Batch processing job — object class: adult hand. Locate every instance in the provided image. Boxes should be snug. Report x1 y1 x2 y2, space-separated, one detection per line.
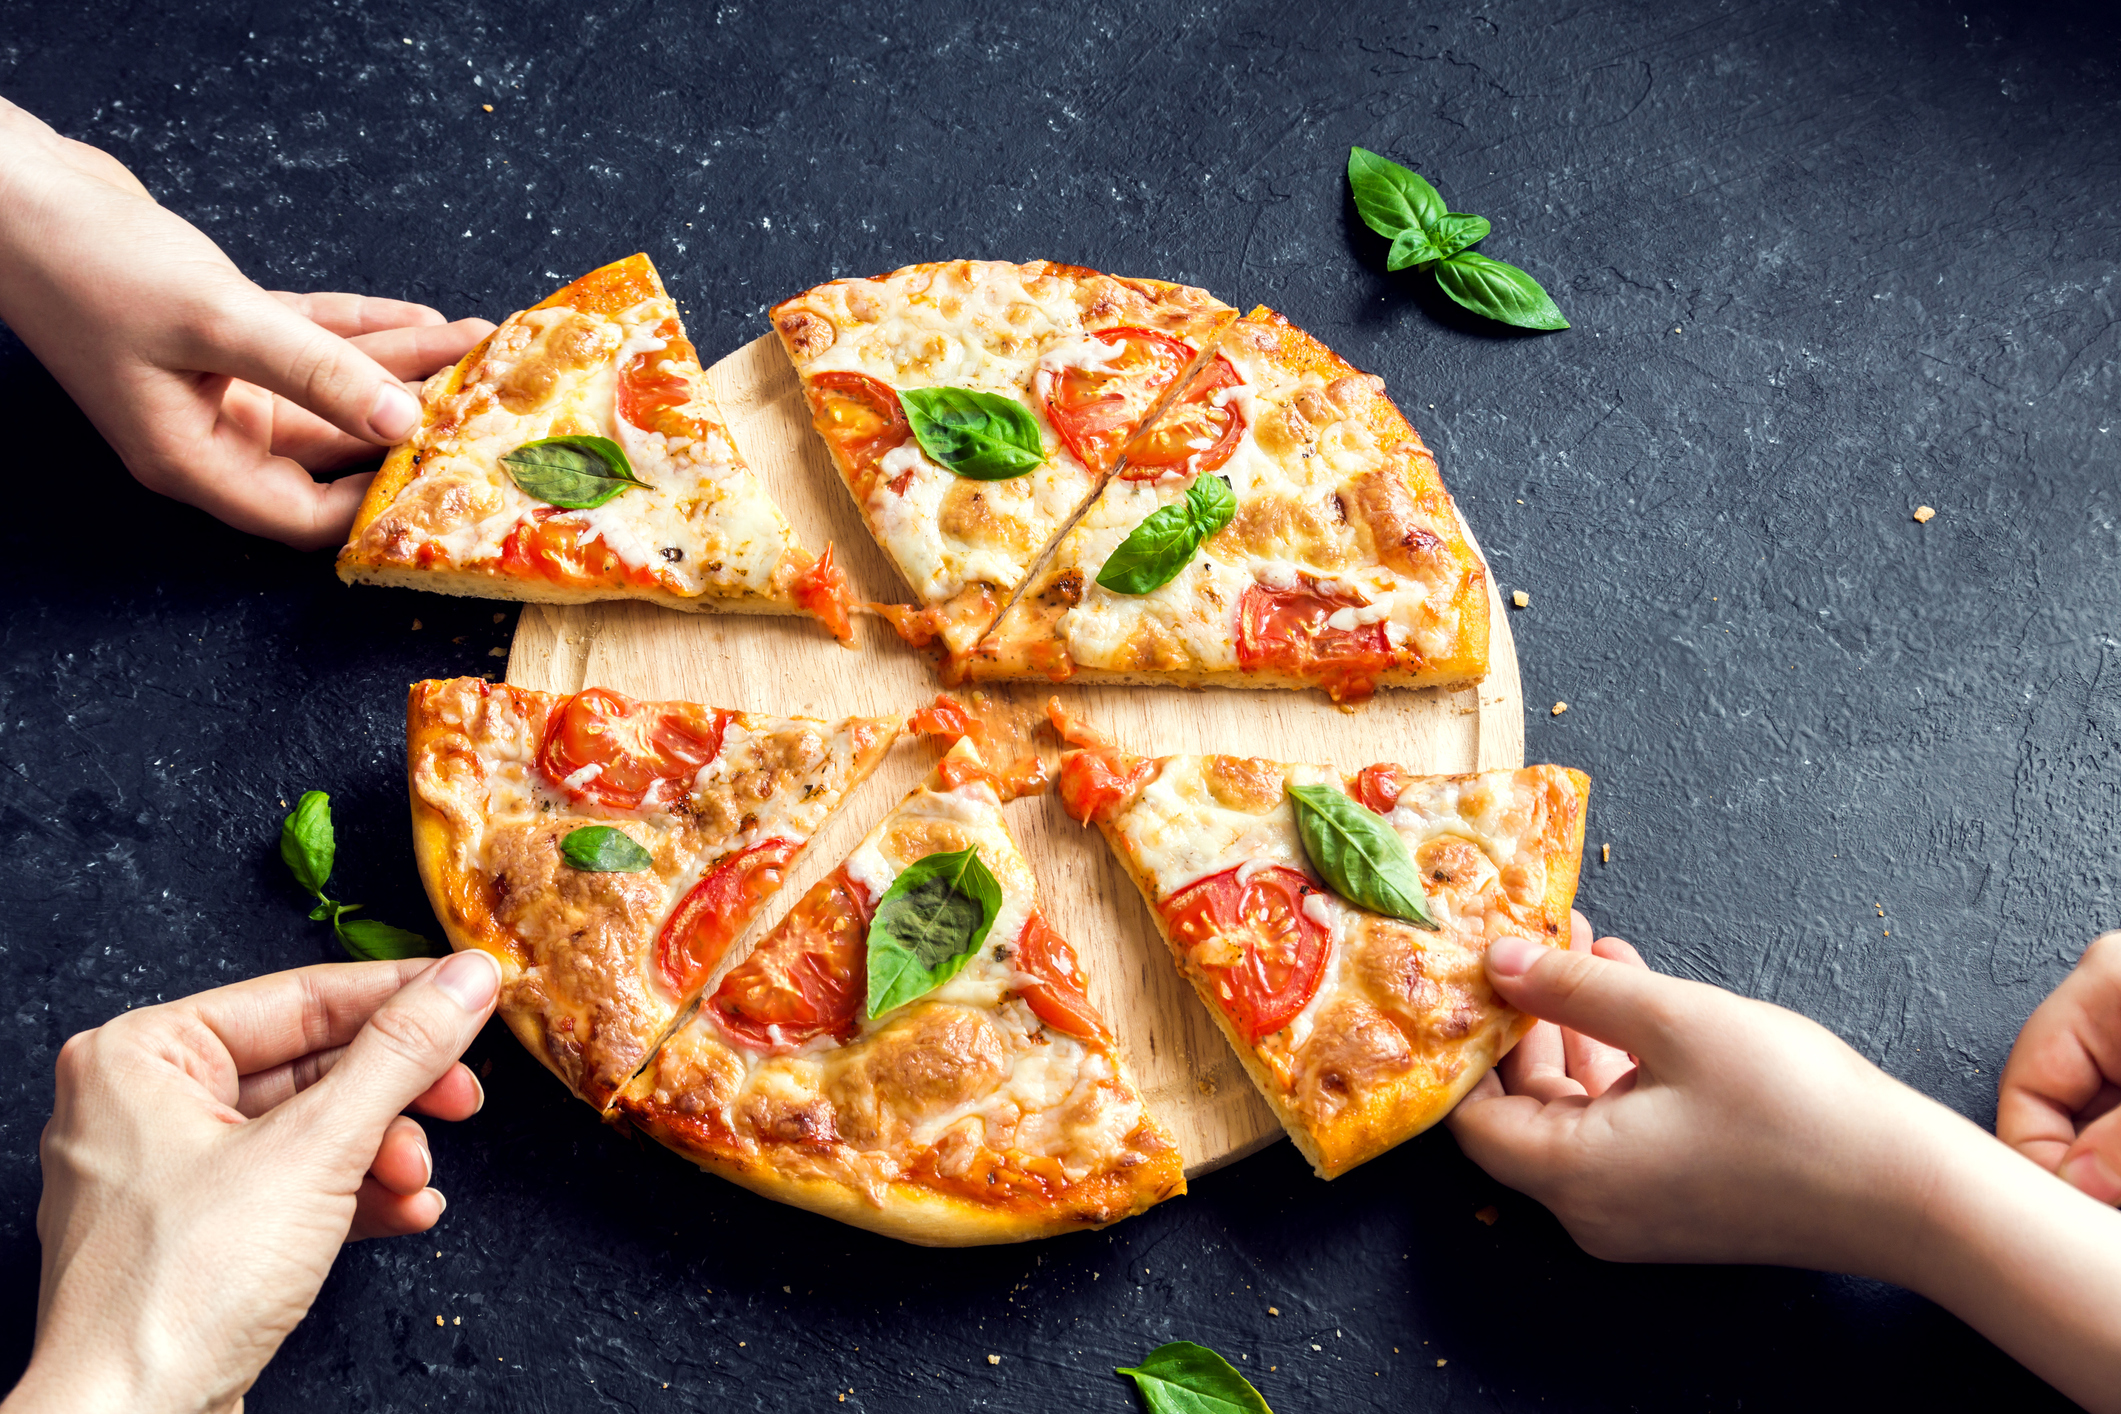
1999 930 2121 1204
0 98 492 549
6 951 502 1414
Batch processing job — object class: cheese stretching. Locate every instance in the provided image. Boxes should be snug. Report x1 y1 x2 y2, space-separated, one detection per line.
406 677 898 1110
341 255 854 639
617 740 1184 1245
770 259 1235 660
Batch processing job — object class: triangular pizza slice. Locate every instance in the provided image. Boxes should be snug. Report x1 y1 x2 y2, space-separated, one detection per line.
1053 708 1588 1179
342 255 854 640
967 307 1489 702
769 259 1234 662
406 677 899 1110
617 738 1184 1245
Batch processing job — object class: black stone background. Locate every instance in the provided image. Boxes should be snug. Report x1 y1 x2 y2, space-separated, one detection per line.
1 0 2116 1408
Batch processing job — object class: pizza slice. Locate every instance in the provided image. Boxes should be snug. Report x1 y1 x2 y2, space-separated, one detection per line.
341 255 854 640
406 677 899 1110
616 737 1184 1245
966 308 1490 702
769 259 1234 661
1053 708 1588 1178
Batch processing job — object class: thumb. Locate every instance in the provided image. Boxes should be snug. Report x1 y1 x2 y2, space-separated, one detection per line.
1486 934 1689 1070
183 284 425 445
274 949 501 1166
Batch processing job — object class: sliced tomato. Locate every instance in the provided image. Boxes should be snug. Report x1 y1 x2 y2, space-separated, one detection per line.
1044 327 1195 473
1160 866 1330 1043
806 371 910 491
1011 911 1105 1040
499 511 663 592
1352 763 1410 816
1120 352 1244 478
655 838 802 996
1056 748 1156 824
536 686 729 811
710 865 870 1052
617 317 707 439
1235 580 1396 703
908 693 977 744
790 545 855 644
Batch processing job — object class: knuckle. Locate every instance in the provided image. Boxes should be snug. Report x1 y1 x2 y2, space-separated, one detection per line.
361 996 458 1067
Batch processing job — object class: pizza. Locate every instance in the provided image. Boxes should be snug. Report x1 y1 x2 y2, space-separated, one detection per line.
616 737 1184 1245
769 259 1235 661
1053 708 1588 1178
406 677 898 1110
341 255 854 640
965 308 1490 702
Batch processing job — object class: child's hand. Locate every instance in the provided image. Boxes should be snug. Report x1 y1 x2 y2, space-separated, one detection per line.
0 99 492 549
1999 931 2121 1203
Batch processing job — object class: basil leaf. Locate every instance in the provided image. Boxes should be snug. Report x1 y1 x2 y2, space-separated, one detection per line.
501 435 648 510
1096 475 1236 596
1433 251 1570 331
560 825 653 873
1348 146 1444 238
1287 781 1437 929
899 387 1044 480
865 846 1003 1018
335 914 436 961
1386 228 1442 272
1428 211 1491 260
280 790 335 898
1116 1341 1273 1414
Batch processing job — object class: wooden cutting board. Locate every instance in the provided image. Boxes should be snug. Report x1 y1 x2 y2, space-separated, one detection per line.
506 333 1526 1178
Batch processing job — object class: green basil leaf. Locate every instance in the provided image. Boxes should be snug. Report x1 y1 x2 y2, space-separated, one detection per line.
1433 251 1569 331
865 846 1003 1017
1096 474 1236 596
1428 211 1491 259
1116 1341 1273 1414
501 435 648 510
560 825 653 872
335 914 436 961
307 899 337 922
1348 146 1444 238
280 790 335 898
1287 781 1436 928
899 387 1045 480
1386 227 1442 272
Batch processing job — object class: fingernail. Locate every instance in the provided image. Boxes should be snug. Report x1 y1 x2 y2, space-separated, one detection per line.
426 1187 447 1216
369 382 420 441
1486 935 1543 980
432 950 500 1013
419 1144 434 1187
2063 1151 2121 1205
466 1068 487 1115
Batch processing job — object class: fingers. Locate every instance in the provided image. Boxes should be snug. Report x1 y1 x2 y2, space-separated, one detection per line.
168 959 439 1083
1485 931 1686 1067
237 1050 483 1122
154 438 375 550
1999 932 2121 1168
370 1115 433 1196
1561 928 1641 1098
279 950 501 1166
1446 1087 1592 1195
180 286 426 445
347 318 493 380
268 291 447 336
2057 1104 2121 1206
347 1175 446 1242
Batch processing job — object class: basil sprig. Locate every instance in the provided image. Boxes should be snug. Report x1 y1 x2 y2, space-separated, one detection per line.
279 790 437 960
560 825 653 872
501 434 648 510
1116 1341 1273 1414
865 846 1003 1017
1287 781 1437 929
1348 146 1568 331
899 387 1044 480
1096 475 1236 595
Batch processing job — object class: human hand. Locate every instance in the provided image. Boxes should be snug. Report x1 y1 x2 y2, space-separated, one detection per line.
1999 931 2121 1204
0 98 492 549
7 952 501 1414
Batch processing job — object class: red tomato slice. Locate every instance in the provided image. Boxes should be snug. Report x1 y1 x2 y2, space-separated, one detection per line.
806 371 910 492
655 838 802 996
536 687 729 811
710 865 870 1051
1011 911 1106 1040
1235 580 1396 703
1044 327 1195 473
617 317 707 439
1056 747 1157 824
1352 764 1410 816
1120 353 1244 479
790 544 855 645
1160 866 1330 1043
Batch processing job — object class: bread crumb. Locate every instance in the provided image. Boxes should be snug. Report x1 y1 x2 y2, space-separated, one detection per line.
1551 701 1569 716
488 646 506 658
1510 590 1529 609
1311 1343 1323 1351
1913 505 1936 523
1602 843 1611 863
1437 1358 1449 1367
492 612 505 623
435 1315 444 1327
482 103 494 112
411 619 423 631
1268 1306 1281 1316
453 1316 462 1326
987 1354 1001 1365
1475 1205 1500 1225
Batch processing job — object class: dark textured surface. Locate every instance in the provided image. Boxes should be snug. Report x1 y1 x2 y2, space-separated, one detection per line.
2 0 2118 1408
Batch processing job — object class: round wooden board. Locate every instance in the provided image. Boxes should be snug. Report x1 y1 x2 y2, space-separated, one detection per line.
507 333 1526 1179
